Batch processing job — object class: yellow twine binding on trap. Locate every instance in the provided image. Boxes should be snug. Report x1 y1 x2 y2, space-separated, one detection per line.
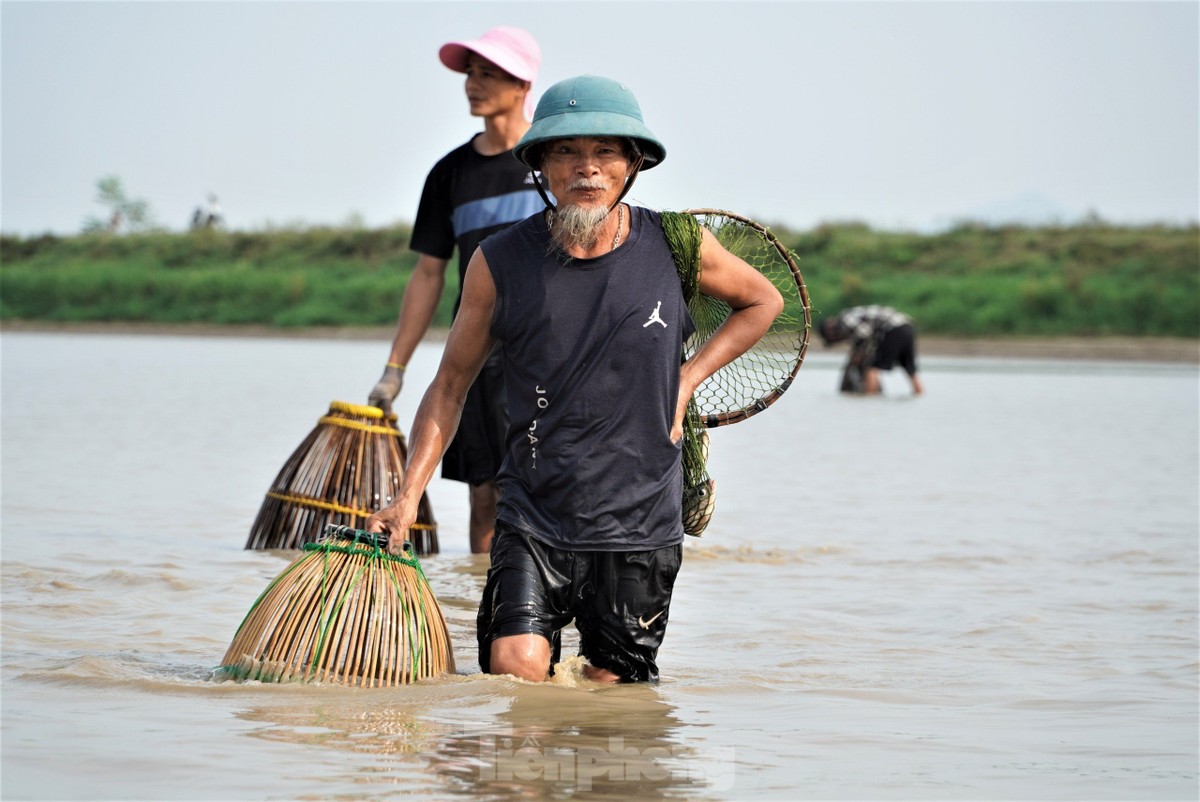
317 416 401 436
320 401 406 436
264 491 435 530
328 400 396 421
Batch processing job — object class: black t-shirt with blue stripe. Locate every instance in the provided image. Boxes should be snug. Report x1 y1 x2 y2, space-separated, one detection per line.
410 135 543 315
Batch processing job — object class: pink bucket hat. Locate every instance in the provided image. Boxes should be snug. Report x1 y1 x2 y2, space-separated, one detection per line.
439 26 540 118
439 26 541 83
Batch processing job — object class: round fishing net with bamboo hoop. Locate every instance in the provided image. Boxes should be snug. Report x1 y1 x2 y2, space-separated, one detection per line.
245 401 438 555
661 209 811 537
220 525 455 686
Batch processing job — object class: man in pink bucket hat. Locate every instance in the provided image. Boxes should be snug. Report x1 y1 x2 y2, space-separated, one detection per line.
438 26 541 118
368 26 543 554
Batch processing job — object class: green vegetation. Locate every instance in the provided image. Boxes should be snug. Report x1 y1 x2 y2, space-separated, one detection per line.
1 221 1197 338
0 227 453 328
785 221 1198 337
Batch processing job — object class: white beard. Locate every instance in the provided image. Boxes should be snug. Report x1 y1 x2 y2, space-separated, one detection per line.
550 203 610 252
548 178 614 253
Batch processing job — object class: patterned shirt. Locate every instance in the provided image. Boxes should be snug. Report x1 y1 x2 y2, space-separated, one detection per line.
836 305 912 346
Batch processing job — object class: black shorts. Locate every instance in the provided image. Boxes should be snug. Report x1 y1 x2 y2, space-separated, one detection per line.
441 350 507 486
476 524 683 683
872 324 918 376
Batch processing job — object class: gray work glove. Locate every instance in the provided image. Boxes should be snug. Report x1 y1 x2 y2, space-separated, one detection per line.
367 363 405 415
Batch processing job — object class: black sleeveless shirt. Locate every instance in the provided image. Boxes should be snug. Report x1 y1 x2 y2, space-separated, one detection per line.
482 205 695 551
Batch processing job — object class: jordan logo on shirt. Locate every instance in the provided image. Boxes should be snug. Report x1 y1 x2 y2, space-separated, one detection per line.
643 301 667 328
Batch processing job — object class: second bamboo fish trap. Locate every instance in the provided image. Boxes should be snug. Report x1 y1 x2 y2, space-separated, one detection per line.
245 401 438 554
220 525 455 686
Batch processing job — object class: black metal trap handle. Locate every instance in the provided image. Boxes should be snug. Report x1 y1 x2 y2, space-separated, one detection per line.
323 524 412 554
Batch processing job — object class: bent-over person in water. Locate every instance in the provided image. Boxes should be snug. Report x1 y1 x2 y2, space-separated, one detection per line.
820 305 924 396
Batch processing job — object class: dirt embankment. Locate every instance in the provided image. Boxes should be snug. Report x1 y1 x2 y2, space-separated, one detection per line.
915 335 1197 363
2 320 1196 364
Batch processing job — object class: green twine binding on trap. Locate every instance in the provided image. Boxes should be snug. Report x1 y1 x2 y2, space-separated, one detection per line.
302 539 428 581
660 211 713 536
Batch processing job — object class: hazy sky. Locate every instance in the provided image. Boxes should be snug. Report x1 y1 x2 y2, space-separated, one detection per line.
2 0 1197 235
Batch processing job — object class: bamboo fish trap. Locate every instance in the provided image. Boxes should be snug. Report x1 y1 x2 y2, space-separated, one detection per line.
245 401 438 555
220 525 455 686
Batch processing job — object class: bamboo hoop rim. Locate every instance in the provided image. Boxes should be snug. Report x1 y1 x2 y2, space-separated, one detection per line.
679 208 811 428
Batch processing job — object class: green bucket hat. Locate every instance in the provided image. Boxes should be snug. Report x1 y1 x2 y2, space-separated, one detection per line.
514 75 666 170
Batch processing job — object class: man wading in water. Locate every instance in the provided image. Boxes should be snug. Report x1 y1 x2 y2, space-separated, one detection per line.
369 75 782 683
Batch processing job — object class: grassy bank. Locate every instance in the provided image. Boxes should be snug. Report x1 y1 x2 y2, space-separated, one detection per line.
2 221 1197 338
0 227 442 328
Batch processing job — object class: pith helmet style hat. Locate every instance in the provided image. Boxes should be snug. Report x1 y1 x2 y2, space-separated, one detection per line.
513 75 667 170
438 26 541 83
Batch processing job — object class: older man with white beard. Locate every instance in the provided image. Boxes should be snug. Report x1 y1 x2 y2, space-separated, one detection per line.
368 75 782 684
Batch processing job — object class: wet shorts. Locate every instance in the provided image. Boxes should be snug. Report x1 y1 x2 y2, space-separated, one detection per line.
476 524 683 683
441 351 507 486
872 324 918 376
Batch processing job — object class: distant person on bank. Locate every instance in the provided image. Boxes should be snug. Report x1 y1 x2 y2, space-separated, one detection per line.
819 305 924 396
